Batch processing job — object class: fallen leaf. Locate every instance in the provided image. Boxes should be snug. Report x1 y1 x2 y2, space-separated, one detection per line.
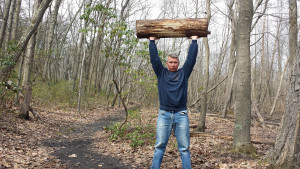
68 154 77 158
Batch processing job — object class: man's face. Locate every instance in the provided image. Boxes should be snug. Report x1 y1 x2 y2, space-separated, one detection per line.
166 56 179 72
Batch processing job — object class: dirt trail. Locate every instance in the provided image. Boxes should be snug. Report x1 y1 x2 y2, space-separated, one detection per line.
43 115 132 169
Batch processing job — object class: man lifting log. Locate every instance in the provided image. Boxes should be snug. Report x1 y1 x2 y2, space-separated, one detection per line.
136 18 209 169
148 35 199 169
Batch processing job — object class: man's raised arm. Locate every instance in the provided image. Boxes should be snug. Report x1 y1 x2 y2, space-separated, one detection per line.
182 36 199 78
149 37 164 76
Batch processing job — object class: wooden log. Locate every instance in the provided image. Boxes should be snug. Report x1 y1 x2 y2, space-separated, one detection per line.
136 18 210 38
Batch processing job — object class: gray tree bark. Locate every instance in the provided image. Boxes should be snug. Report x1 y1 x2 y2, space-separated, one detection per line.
72 0 91 90
267 51 300 168
196 0 210 132
77 45 86 113
19 0 41 119
42 0 63 79
233 0 254 148
288 0 297 75
266 0 299 167
0 0 12 49
6 0 16 42
11 0 21 40
222 0 236 118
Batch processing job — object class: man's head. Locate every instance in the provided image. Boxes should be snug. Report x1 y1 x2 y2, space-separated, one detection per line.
166 54 180 72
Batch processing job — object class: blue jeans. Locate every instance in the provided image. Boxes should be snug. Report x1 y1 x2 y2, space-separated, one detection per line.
151 109 191 169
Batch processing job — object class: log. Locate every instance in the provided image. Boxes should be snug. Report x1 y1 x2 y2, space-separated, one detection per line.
136 18 210 38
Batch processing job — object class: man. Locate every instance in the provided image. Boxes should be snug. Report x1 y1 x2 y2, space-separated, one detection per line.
149 36 199 169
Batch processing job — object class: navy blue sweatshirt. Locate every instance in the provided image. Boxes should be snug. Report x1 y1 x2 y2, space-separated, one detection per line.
149 40 198 112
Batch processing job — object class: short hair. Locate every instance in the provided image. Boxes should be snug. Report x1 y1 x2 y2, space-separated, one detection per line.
167 54 179 61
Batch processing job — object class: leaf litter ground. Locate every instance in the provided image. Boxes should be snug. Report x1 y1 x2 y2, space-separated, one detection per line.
0 105 277 168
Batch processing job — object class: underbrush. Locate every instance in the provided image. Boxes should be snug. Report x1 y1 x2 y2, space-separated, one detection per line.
33 80 76 108
104 107 156 149
32 80 111 109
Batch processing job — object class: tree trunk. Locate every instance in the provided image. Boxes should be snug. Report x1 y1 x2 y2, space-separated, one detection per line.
267 54 300 168
20 0 41 120
6 0 17 42
233 0 254 149
72 0 91 90
269 46 290 116
266 0 299 167
196 38 209 132
0 0 12 49
43 0 63 79
195 0 210 132
77 46 86 113
14 55 24 105
72 25 84 90
22 0 40 87
11 0 21 40
222 0 236 118
257 17 266 107
136 18 210 38
222 65 236 118
288 0 297 75
20 86 32 119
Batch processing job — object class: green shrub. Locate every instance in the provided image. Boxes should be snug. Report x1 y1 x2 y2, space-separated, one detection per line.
103 122 128 141
104 119 155 149
128 107 141 119
0 41 19 70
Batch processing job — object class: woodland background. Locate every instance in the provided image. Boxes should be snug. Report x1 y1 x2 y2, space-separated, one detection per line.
0 0 299 168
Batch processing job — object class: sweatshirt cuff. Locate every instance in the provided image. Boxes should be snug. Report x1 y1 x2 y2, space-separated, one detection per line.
150 40 156 43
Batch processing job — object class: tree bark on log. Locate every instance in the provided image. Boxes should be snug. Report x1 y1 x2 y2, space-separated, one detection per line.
136 18 210 38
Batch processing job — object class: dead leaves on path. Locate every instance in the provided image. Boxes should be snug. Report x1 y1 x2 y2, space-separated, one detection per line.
92 110 276 169
1 105 277 168
0 105 101 169
0 110 63 168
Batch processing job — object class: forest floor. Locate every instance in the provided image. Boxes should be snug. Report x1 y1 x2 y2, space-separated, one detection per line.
0 103 279 169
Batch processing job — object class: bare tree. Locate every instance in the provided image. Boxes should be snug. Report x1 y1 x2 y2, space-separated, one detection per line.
195 0 211 132
266 0 299 167
19 0 41 120
77 44 86 113
222 0 236 118
11 0 21 40
72 0 91 90
232 0 254 150
5 0 16 42
11 0 22 40
42 0 63 79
